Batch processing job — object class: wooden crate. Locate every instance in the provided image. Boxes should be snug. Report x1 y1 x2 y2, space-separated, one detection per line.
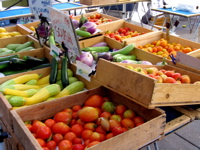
79 0 117 5
0 34 41 56
4 24 32 36
10 86 166 150
97 19 154 44
125 31 200 61
95 59 200 109
78 35 125 50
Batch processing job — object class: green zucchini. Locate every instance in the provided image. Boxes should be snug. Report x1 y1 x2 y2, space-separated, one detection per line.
0 48 11 53
0 54 20 62
0 50 14 56
6 44 22 51
30 63 51 70
15 41 33 52
17 46 35 53
9 58 27 70
23 56 46 68
56 69 73 81
0 61 10 71
76 29 91 37
110 44 134 56
2 69 28 76
49 57 58 84
82 46 110 52
61 56 69 88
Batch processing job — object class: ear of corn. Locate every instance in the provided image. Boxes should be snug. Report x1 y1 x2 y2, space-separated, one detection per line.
25 84 61 105
55 81 84 98
0 74 40 88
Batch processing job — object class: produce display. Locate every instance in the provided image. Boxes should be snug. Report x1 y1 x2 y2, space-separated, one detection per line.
0 41 36 56
86 13 113 25
125 66 200 84
137 38 197 59
0 55 50 76
24 94 145 149
0 27 22 39
0 69 85 108
104 27 146 42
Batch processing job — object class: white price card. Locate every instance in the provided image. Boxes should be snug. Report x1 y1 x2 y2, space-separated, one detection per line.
48 7 81 61
28 0 52 19
50 43 62 61
176 51 200 70
76 61 93 82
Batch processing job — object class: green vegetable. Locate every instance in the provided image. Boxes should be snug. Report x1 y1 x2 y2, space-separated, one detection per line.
56 69 73 81
25 79 38 85
0 54 20 62
0 61 10 71
110 44 134 56
0 50 13 56
61 56 69 88
30 63 51 70
49 57 58 84
69 77 78 84
15 41 33 52
56 80 63 90
9 58 27 71
8 96 26 107
6 44 22 51
0 48 11 53
113 54 136 62
17 46 35 53
82 46 110 52
2 69 28 76
76 29 91 37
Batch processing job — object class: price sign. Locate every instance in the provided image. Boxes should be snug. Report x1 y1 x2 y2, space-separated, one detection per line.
28 0 52 19
50 44 62 61
49 7 81 60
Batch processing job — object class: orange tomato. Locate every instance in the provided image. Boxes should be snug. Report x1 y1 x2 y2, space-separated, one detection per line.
78 107 99 122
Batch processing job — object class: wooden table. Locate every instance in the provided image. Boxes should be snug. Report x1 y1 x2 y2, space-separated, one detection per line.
151 8 200 33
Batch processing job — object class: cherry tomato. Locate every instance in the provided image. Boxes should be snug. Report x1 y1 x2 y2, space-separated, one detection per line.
53 133 63 145
89 132 101 142
51 122 70 135
42 147 50 150
44 119 56 129
62 108 73 114
83 123 97 131
73 138 82 144
58 140 73 150
78 107 99 122
106 133 113 140
71 124 84 138
72 105 82 112
112 126 125 136
95 14 101 19
72 144 85 150
115 105 127 115
81 129 93 141
87 141 100 148
46 140 57 150
54 112 72 125
84 95 105 108
95 126 106 135
26 124 32 131
36 126 52 140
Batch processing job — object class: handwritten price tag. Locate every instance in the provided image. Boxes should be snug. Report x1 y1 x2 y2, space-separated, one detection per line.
28 0 52 19
49 7 81 60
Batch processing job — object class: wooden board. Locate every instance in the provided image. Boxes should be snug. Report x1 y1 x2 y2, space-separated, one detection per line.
79 0 117 5
4 24 32 35
11 86 166 150
95 59 200 108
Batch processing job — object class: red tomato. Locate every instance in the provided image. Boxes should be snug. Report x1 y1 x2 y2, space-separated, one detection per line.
89 132 101 142
123 109 136 119
32 133 37 138
99 133 106 142
83 123 97 131
42 147 50 150
95 14 101 19
46 140 57 150
64 132 77 142
95 126 106 135
70 119 76 127
84 95 105 108
112 126 125 136
51 122 70 135
81 129 93 141
72 111 78 120
87 141 100 148
36 126 52 140
78 107 99 122
53 133 63 145
36 138 46 147
30 121 46 133
121 118 135 129
133 116 145 124
76 119 85 126
54 112 72 125
72 144 85 150
118 28 124 33
100 112 111 119
115 105 127 115
62 108 73 114
124 27 130 31
44 119 56 129
84 139 90 147
106 133 113 140
110 114 122 122
72 105 82 112
58 140 73 150
172 73 181 80
26 124 32 131
109 120 121 131
163 77 176 83
164 70 175 77
71 124 84 138
73 138 82 144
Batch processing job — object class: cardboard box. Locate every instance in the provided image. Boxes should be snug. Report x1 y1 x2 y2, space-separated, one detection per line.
95 59 200 109
11 86 166 150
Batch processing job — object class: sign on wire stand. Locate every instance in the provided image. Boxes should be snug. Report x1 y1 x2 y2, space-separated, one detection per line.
28 0 52 19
